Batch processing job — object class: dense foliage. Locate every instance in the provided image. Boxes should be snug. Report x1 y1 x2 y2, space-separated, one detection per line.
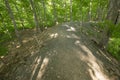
0 0 120 60
107 23 120 60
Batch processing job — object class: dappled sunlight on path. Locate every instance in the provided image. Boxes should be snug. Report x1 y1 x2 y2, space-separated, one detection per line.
35 57 49 80
1 22 120 80
78 45 109 80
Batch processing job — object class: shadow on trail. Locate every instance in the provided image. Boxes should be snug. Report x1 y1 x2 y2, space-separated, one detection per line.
29 51 47 80
2 22 120 80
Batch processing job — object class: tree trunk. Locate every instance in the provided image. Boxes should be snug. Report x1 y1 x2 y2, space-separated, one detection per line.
96 0 102 21
34 2 41 26
14 4 25 30
107 0 120 24
29 0 41 32
88 0 92 21
4 0 22 45
117 10 120 24
64 2 67 22
42 0 46 23
100 0 120 48
52 0 58 24
70 0 72 22
79 0 83 24
41 0 47 29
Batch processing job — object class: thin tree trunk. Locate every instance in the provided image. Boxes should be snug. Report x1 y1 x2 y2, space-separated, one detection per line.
35 2 41 26
42 0 47 28
117 10 120 24
95 0 101 21
52 0 57 24
101 5 108 21
14 4 25 30
79 0 83 24
4 0 22 45
70 0 72 22
100 0 120 48
64 2 67 22
29 0 41 32
89 0 92 21
42 0 46 23
107 0 120 24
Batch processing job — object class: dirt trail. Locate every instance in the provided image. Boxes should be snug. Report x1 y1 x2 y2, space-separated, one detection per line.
0 22 120 80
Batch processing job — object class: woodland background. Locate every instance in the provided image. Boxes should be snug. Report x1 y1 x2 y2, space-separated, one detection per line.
0 0 120 60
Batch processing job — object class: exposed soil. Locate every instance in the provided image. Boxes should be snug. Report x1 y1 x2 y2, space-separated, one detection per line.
0 22 120 80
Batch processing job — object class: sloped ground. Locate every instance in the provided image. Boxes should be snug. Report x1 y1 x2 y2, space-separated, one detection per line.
0 22 120 80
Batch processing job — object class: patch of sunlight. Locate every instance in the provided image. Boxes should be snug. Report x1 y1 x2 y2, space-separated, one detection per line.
67 27 76 32
66 35 71 38
22 40 27 43
109 38 114 41
56 22 59 25
16 45 20 48
66 34 79 39
63 24 69 28
88 60 109 80
22 37 34 43
80 45 109 80
30 56 41 80
98 49 112 62
75 43 110 80
31 51 35 55
36 57 49 80
75 40 80 45
50 33 58 38
11 41 15 45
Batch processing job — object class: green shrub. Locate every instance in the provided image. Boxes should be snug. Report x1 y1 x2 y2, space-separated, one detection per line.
107 23 120 60
0 33 12 44
107 38 120 60
0 46 8 56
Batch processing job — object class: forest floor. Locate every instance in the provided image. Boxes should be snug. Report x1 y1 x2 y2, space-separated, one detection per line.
0 22 120 80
